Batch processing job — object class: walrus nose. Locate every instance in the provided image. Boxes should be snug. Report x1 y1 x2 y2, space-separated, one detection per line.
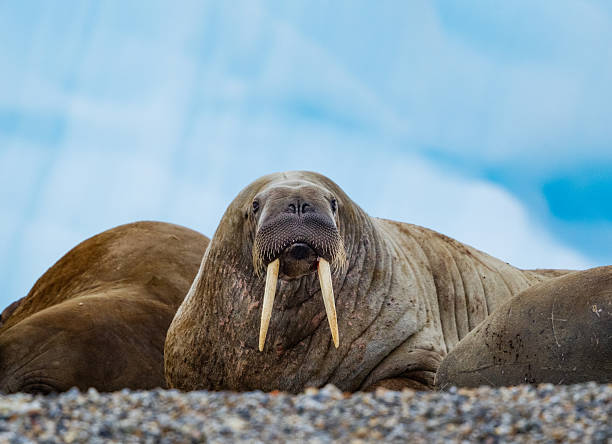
286 201 313 215
289 243 312 260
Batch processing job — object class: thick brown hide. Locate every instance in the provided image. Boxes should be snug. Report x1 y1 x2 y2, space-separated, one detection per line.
0 221 209 394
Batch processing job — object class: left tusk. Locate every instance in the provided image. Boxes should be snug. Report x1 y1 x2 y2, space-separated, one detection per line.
318 258 339 348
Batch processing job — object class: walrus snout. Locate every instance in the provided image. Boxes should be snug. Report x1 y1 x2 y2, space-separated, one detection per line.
252 212 346 276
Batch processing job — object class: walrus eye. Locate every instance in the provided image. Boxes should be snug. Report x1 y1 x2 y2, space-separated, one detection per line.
252 200 260 213
330 199 337 213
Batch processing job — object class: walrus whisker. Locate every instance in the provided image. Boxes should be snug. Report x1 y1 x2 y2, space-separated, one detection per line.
259 258 280 351
318 258 339 348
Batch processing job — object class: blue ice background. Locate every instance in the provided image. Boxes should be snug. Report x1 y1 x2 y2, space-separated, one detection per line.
1 1 611 308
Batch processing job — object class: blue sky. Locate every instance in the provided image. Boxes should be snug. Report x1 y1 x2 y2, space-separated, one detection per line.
1 1 611 309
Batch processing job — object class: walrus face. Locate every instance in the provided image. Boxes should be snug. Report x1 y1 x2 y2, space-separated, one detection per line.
247 179 347 351
251 181 346 278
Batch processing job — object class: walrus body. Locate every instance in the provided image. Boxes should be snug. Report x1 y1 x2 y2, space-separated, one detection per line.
164 171 569 392
435 266 612 388
0 222 208 394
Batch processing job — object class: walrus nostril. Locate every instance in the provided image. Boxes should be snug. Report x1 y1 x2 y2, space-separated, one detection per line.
289 243 311 260
286 201 313 215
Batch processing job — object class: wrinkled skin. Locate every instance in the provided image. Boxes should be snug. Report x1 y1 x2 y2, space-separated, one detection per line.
165 171 568 392
435 266 612 388
0 222 209 394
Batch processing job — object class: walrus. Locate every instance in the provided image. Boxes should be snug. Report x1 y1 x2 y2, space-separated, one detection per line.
0 221 208 394
164 171 572 392
435 266 612 388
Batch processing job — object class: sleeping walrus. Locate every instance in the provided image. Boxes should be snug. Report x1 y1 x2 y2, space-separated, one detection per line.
0 222 208 394
435 265 612 388
164 171 578 392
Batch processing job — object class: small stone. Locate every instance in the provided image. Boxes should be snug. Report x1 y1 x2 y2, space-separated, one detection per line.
304 387 319 396
225 416 247 431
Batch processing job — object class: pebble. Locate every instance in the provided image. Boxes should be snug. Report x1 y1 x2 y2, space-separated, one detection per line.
0 383 608 443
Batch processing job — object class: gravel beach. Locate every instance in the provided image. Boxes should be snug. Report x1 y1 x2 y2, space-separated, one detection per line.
0 383 609 443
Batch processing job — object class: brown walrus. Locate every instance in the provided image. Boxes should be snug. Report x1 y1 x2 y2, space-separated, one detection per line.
164 171 570 392
0 221 208 394
435 266 612 388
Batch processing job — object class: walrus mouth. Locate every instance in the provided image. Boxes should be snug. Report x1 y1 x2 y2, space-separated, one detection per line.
258 257 339 351
253 213 345 352
278 242 319 279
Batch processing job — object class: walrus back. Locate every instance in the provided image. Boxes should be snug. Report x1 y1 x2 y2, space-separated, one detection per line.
1 221 209 333
378 220 573 353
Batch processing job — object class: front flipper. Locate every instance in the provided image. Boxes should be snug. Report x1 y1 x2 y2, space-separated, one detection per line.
360 348 442 391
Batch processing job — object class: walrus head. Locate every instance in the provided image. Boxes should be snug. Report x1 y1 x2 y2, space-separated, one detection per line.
248 178 347 350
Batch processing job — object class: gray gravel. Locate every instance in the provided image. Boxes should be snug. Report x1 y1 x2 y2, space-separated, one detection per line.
0 383 609 443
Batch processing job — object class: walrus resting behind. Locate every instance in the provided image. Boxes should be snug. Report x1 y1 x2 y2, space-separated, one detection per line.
0 222 209 394
164 171 576 393
435 266 612 388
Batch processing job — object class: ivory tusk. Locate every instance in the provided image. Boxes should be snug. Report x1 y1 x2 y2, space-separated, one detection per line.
318 258 339 348
258 259 280 351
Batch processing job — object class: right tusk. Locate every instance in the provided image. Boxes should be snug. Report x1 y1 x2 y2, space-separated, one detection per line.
258 259 280 351
318 258 339 348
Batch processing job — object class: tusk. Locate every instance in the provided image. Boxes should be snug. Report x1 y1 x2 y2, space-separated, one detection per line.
318 258 339 348
259 259 279 351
